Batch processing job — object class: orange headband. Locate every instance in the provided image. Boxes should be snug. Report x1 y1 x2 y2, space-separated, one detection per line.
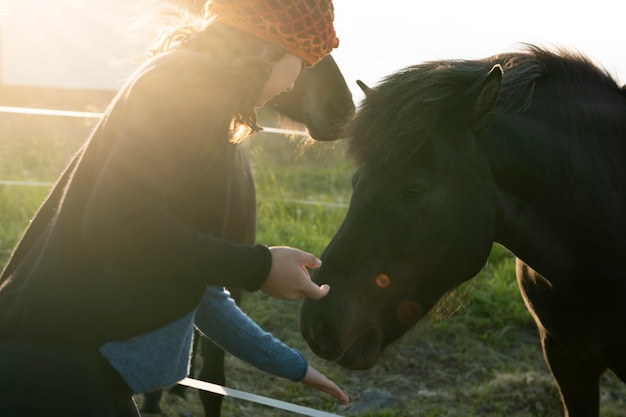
208 0 339 66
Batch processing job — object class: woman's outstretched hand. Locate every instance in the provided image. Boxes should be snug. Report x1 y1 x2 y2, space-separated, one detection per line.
302 364 350 404
261 246 330 300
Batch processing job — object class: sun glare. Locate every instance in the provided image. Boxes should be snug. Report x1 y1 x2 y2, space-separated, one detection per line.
1 0 152 89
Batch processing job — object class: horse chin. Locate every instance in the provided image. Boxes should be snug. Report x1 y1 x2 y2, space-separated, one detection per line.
306 122 340 142
302 110 346 141
335 328 383 370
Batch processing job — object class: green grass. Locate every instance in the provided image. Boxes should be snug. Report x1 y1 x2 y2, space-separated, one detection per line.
2 113 625 416
0 113 94 261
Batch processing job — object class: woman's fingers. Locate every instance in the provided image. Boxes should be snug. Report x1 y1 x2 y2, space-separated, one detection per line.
305 283 330 300
262 246 331 300
301 365 350 404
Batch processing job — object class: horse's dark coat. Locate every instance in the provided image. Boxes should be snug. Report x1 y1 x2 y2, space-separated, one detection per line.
267 54 355 141
300 46 626 417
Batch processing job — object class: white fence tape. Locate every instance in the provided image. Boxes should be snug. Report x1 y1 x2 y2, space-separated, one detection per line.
0 180 56 188
0 105 310 136
178 378 344 417
0 180 347 209
0 105 103 119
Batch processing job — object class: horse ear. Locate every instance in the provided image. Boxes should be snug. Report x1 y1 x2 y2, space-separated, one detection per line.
468 64 503 129
356 79 373 97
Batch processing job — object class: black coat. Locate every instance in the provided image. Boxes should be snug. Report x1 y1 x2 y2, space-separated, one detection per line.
0 51 271 348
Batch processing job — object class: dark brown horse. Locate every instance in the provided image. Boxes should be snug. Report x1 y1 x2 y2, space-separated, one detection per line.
300 46 626 417
266 55 355 141
141 53 353 417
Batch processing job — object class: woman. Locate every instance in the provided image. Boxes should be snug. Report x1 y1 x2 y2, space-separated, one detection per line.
0 0 348 415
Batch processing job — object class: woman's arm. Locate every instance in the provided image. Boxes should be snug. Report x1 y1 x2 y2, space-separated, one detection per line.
194 286 349 403
194 286 307 381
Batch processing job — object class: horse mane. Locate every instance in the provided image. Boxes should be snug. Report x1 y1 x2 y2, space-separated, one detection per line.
348 45 620 170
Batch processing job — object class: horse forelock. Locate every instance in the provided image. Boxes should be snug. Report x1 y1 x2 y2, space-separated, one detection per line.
347 46 620 172
347 63 463 170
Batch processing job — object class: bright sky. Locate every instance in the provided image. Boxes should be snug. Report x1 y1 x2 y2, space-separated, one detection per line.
2 0 626 106
331 0 626 103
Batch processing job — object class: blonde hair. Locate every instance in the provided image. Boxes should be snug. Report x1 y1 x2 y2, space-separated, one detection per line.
145 6 286 142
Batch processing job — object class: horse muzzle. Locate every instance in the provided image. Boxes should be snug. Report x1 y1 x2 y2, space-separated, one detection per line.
300 297 383 370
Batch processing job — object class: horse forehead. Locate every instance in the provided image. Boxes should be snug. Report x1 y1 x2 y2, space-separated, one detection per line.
354 146 434 187
299 55 342 87
349 115 441 175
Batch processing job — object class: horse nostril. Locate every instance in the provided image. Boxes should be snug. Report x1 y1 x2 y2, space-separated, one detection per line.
301 306 341 359
313 319 340 357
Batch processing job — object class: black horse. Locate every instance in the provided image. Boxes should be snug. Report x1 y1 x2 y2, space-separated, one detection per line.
266 54 355 141
140 53 353 417
300 46 626 417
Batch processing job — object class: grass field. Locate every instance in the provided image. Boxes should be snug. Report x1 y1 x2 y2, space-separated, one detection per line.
1 112 625 417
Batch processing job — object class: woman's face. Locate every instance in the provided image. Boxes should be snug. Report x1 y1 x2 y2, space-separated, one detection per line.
255 53 303 107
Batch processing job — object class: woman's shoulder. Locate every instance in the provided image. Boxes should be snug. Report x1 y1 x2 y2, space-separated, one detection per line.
146 50 228 76
125 50 233 100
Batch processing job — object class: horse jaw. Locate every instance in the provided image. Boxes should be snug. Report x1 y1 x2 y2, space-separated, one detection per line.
335 327 384 370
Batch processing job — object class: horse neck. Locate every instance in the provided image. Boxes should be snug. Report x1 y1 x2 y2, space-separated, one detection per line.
481 100 626 280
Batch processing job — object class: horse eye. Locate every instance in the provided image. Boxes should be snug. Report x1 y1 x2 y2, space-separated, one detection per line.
402 185 427 200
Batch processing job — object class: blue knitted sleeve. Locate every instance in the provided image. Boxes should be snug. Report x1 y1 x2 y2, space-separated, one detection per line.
194 286 308 382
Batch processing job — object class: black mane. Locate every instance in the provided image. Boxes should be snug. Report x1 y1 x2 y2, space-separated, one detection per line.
348 45 620 170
